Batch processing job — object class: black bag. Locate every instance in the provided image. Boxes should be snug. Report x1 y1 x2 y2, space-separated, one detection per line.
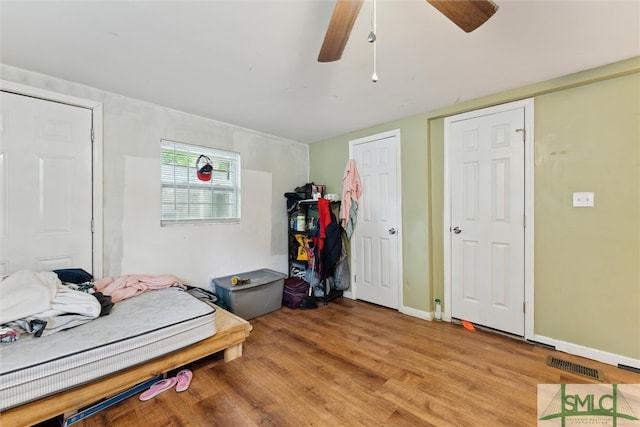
53 268 93 284
185 285 218 306
294 182 315 200
282 278 310 309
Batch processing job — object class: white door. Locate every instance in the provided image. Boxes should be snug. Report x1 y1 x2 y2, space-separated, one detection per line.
448 105 526 336
351 130 401 309
0 91 93 275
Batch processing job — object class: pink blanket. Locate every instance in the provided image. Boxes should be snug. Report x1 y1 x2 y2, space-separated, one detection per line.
94 274 185 302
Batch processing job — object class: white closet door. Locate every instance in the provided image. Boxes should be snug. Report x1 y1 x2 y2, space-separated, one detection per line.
351 130 401 309
449 106 526 336
0 91 93 275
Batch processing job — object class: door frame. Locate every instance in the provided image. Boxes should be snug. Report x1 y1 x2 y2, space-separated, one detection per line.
443 99 534 340
347 129 403 309
1 79 104 278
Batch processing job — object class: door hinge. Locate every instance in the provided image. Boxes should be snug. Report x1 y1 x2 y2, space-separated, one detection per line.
91 218 95 233
523 301 526 313
516 128 525 142
523 215 526 228
91 126 95 143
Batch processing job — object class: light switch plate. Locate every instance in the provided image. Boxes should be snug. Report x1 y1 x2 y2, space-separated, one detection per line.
573 192 594 207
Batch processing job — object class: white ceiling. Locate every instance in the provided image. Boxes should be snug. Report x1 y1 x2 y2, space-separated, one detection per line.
1 0 638 143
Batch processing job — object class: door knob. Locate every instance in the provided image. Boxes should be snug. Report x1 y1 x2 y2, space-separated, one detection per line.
452 226 462 234
388 228 397 235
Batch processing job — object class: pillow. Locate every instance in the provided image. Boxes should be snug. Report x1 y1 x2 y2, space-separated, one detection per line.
53 268 93 284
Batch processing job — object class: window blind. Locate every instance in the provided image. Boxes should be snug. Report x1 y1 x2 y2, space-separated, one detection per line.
160 139 240 225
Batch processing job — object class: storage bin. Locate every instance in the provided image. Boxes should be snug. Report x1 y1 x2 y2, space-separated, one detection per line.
211 269 286 319
282 277 310 309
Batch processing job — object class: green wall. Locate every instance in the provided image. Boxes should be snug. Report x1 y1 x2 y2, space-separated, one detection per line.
310 57 640 360
533 74 639 357
309 116 431 310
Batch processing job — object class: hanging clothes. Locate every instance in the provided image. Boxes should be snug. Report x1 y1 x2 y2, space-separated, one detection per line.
313 198 342 282
331 233 351 291
339 159 362 239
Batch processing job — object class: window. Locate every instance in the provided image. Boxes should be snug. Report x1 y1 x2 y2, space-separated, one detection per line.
161 139 240 225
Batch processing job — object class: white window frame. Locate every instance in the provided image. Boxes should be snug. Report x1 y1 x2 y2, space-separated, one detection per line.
161 139 241 226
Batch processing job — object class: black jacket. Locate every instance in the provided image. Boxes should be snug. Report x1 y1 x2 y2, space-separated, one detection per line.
314 201 342 281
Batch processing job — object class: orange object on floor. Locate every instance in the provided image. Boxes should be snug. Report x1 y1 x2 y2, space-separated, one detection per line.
462 320 476 332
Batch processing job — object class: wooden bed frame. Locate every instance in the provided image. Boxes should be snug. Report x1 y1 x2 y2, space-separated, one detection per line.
0 307 252 427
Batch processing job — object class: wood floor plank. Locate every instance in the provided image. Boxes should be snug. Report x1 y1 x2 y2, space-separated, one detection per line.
62 298 640 427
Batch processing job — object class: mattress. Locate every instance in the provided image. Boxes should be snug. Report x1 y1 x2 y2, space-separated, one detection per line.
0 287 216 411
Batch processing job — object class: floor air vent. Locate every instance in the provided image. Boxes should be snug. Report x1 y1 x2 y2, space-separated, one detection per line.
546 356 604 381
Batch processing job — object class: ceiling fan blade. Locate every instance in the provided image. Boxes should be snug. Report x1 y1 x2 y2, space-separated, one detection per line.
427 0 498 33
318 0 364 63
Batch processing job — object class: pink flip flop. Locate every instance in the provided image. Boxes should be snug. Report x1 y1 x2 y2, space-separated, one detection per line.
139 377 177 401
175 369 193 392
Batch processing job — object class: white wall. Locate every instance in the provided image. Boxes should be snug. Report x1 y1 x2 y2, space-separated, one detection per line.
1 64 308 289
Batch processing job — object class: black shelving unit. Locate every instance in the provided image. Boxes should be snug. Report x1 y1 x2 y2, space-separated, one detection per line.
286 198 342 305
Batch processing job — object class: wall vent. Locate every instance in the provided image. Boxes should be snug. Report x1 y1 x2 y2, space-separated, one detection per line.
546 356 604 381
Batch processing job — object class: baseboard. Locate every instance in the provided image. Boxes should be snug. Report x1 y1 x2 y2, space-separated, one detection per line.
343 293 432 321
400 306 433 321
532 334 640 369
619 364 640 374
526 339 556 350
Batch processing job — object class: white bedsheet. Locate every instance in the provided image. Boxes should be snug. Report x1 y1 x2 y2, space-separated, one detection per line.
0 270 101 336
0 271 58 324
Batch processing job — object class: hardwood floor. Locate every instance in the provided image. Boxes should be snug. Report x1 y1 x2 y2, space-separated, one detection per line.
71 298 638 426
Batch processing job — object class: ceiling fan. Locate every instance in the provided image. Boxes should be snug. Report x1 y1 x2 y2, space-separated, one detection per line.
318 0 499 63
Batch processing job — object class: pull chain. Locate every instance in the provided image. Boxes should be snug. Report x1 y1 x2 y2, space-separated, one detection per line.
369 0 378 82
